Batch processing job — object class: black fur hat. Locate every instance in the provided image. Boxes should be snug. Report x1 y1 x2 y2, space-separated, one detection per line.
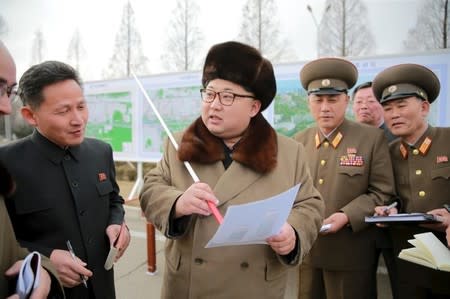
202 41 276 111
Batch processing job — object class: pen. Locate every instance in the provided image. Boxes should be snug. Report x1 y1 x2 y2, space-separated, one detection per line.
66 240 88 288
383 202 398 214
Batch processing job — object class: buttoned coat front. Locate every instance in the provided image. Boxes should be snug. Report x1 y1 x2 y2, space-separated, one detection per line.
294 119 396 270
0 130 125 299
140 116 324 299
388 126 450 296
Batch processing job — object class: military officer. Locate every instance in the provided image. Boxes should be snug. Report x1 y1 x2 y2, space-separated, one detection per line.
352 81 399 298
294 57 396 299
373 63 450 298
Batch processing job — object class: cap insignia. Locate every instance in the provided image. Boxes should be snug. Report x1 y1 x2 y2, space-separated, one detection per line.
388 85 397 93
321 79 331 87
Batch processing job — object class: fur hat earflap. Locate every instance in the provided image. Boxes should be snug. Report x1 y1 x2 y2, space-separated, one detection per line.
202 41 276 111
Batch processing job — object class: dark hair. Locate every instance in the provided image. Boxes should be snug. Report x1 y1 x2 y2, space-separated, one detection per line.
352 81 372 100
19 61 82 109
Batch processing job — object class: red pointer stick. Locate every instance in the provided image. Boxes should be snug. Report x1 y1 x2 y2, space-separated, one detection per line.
133 73 224 224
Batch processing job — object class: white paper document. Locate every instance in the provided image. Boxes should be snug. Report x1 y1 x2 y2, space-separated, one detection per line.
205 184 301 248
16 251 41 299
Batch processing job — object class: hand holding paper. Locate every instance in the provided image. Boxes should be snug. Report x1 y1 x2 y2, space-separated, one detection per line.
266 222 296 255
4 251 51 299
105 222 130 270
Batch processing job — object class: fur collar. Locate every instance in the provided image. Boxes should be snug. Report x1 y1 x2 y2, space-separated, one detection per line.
178 113 277 174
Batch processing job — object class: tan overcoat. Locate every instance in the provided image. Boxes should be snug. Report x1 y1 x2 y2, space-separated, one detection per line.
140 115 324 299
0 197 63 298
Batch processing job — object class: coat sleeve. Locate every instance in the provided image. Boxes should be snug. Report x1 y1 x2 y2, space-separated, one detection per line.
340 130 396 232
139 138 189 237
284 142 325 265
1 199 64 298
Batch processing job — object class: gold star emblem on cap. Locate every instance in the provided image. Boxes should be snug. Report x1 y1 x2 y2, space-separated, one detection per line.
321 79 330 87
388 85 397 93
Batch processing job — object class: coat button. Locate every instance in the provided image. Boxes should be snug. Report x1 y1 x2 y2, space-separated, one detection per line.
240 262 249 269
320 160 326 166
415 169 422 175
413 149 419 155
64 155 70 161
79 210 86 216
72 181 79 188
318 178 324 185
323 141 329 148
194 258 203 265
418 191 426 197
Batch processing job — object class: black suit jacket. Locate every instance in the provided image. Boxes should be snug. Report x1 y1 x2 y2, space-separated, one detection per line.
0 130 125 299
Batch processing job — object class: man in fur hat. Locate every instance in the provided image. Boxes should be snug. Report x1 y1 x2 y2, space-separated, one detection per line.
139 41 324 299
373 63 450 298
294 57 396 299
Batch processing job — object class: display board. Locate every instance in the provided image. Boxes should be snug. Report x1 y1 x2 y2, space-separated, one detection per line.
83 50 450 162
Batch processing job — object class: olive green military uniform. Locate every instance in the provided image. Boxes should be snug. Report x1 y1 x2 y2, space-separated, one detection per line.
294 58 395 299
373 63 450 298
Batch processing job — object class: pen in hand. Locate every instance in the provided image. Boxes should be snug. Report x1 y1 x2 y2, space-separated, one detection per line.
383 202 398 214
66 240 88 288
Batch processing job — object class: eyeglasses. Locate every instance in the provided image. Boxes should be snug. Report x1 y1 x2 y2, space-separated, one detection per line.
0 81 18 102
200 88 256 106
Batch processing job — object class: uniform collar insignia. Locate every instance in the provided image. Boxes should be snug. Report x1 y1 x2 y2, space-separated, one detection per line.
331 132 343 148
399 136 432 159
418 137 432 156
315 133 321 148
399 143 408 159
315 131 343 149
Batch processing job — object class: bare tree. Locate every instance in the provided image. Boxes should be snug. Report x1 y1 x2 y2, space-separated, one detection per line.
67 28 86 72
162 0 204 72
103 1 149 79
236 0 295 63
30 29 46 65
404 0 449 50
0 15 7 37
318 0 376 57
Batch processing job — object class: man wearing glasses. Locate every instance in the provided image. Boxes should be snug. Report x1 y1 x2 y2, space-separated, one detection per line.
0 40 63 298
140 41 324 298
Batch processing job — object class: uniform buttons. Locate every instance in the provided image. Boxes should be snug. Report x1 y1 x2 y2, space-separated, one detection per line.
194 258 203 265
418 191 426 197
240 262 249 269
415 169 422 175
79 210 86 216
64 155 71 161
72 181 79 188
318 179 324 185
412 149 419 155
323 142 329 148
320 160 326 166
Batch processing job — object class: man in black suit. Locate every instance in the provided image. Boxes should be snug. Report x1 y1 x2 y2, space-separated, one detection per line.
0 61 130 298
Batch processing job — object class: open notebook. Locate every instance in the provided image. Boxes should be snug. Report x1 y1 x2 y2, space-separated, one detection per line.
399 232 450 272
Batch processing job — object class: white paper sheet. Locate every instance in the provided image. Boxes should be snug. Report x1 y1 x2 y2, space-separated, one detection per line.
205 184 301 248
16 251 41 299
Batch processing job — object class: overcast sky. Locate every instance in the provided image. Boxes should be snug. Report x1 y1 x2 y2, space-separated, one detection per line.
1 0 419 81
